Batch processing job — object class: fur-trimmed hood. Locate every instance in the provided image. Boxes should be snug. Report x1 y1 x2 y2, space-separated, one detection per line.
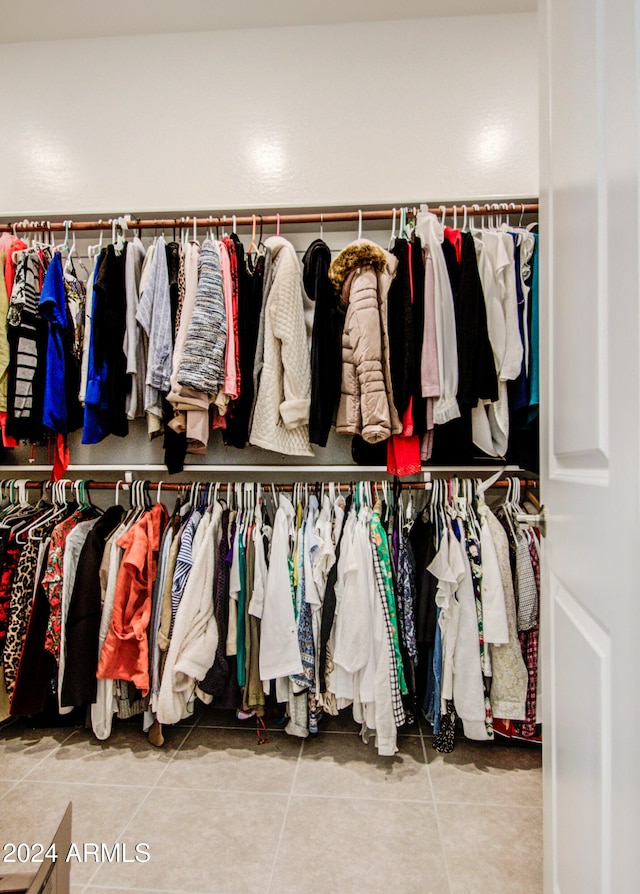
328 239 389 294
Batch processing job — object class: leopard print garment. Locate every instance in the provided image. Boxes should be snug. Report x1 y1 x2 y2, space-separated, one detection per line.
174 249 186 341
3 536 41 697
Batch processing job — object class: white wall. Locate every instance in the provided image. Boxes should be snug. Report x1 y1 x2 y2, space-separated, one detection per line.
1 13 538 217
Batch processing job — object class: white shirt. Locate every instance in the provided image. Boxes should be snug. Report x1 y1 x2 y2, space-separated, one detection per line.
259 495 303 681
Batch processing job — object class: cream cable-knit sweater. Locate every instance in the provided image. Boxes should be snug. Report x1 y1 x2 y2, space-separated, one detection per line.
250 236 313 456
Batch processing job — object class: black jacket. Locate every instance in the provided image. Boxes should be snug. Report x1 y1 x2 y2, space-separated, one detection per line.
223 239 265 448
387 238 415 421
60 505 125 707
304 239 342 447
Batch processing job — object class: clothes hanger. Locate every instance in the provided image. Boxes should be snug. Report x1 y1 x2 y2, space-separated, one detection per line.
388 208 397 249
66 229 89 278
20 478 68 539
56 220 71 256
116 216 128 251
400 207 409 240
88 225 104 260
79 479 95 511
257 216 265 253
248 214 258 255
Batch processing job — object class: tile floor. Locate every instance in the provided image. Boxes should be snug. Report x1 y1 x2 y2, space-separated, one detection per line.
0 709 542 894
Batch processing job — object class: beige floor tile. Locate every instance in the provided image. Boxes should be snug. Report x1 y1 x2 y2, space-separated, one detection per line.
0 724 78 780
271 796 449 894
438 802 543 894
427 740 542 807
23 725 190 787
85 889 194 894
157 726 300 794
83 885 200 894
295 731 432 801
0 779 17 798
0 781 152 886
85 889 195 893
89 788 288 893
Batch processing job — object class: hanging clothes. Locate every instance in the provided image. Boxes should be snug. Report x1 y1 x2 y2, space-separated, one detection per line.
96 501 167 695
156 502 221 725
330 240 402 444
249 237 313 456
82 244 129 443
6 248 48 442
60 505 125 708
304 239 342 448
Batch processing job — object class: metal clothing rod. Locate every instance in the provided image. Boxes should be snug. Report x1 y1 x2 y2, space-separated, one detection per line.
14 477 539 492
0 202 539 234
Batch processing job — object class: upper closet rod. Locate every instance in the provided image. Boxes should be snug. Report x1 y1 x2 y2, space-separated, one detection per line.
0 202 539 234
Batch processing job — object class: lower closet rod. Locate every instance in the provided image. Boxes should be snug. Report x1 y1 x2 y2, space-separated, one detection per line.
15 477 539 492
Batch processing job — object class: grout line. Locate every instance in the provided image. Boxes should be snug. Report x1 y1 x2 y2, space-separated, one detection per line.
265 738 304 894
84 885 231 894
4 778 156 790
420 722 453 894
151 784 431 802
433 799 543 810
84 724 196 889
84 886 206 894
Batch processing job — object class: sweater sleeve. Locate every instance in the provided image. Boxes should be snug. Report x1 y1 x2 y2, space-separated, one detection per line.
349 271 391 443
269 249 311 430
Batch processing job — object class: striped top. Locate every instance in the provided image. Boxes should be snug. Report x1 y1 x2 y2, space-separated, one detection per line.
177 239 227 394
169 510 201 636
8 250 45 426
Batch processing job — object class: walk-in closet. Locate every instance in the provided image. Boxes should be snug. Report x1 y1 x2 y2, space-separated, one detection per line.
1 1 638 893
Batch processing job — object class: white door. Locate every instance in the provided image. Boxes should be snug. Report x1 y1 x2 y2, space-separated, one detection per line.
540 1 640 891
